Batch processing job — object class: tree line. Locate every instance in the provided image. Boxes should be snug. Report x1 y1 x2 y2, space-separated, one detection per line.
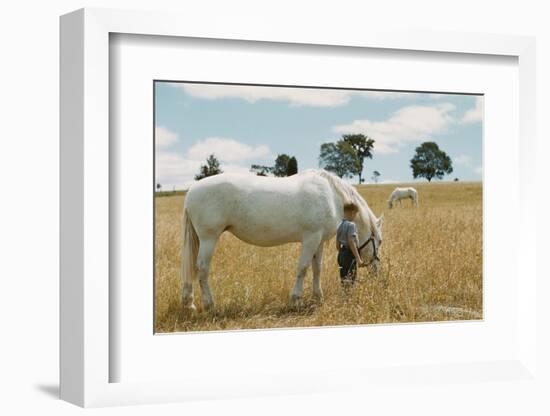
250 154 298 177
319 134 453 183
190 152 299 182
156 135 454 190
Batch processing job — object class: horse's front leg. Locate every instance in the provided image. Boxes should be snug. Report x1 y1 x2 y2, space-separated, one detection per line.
311 242 325 302
290 232 323 308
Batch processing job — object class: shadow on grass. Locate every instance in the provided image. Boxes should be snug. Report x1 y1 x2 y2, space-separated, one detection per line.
158 298 324 332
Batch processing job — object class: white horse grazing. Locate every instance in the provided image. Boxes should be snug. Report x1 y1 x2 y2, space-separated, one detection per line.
388 187 418 209
181 169 384 310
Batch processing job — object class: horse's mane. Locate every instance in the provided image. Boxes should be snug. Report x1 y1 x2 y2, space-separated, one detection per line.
302 169 379 237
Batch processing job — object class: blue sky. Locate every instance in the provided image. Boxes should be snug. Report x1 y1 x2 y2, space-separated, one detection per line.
155 82 482 190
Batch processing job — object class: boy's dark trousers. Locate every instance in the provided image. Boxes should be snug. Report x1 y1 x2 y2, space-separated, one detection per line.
337 245 357 284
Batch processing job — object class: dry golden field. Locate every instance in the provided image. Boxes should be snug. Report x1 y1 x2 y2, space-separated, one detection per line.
155 181 482 333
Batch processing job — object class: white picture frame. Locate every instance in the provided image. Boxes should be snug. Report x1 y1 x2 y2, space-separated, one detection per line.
60 8 537 408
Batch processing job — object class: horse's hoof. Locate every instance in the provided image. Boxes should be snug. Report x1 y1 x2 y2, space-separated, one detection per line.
313 292 324 304
289 294 304 309
202 302 215 313
183 303 197 313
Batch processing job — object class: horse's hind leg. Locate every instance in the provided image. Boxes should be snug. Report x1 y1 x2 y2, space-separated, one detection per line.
290 232 323 308
196 238 217 311
311 242 325 302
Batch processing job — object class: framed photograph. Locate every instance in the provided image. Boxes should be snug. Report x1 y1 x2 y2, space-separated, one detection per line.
60 8 537 408
153 80 483 334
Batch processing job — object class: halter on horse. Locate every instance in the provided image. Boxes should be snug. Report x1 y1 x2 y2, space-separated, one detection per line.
358 235 380 265
342 234 380 282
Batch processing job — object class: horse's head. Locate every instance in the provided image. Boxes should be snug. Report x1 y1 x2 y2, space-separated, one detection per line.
358 214 384 272
387 199 393 209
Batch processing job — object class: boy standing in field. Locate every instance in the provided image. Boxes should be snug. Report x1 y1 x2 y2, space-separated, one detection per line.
336 202 365 285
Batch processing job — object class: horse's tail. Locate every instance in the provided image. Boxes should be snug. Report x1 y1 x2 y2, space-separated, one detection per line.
181 207 199 304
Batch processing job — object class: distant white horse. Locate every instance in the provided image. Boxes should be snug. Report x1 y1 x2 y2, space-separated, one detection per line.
388 187 418 208
181 169 384 311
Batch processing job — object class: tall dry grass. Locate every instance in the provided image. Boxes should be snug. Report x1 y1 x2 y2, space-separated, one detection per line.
155 181 482 332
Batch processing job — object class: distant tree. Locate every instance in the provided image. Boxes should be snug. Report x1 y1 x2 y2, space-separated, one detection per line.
156 183 162 192
342 134 375 184
273 154 291 177
372 170 380 184
286 157 298 176
454 177 459 182
319 141 358 178
195 154 223 180
410 142 453 182
250 164 272 176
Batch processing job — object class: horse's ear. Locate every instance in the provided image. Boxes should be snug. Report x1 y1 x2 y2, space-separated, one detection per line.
376 214 384 229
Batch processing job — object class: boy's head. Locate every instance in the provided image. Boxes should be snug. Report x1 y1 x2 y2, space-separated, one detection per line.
343 202 359 219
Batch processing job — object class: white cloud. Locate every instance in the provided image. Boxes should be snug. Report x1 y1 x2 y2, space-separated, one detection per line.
179 84 351 107
155 151 201 190
358 91 417 100
454 155 471 165
155 126 178 148
454 154 472 167
333 103 456 154
220 164 256 176
156 137 273 190
453 155 483 176
155 153 259 190
186 137 273 162
173 83 419 107
461 96 483 123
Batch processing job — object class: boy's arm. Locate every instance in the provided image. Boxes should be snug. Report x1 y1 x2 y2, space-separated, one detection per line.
335 237 340 251
347 234 362 264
